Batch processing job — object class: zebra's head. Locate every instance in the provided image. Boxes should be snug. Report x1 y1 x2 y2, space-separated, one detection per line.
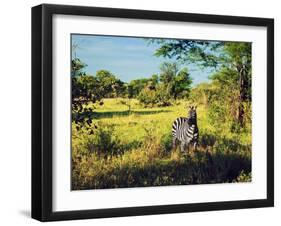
188 105 197 123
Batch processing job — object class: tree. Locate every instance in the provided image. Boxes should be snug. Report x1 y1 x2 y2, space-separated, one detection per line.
159 62 192 99
138 86 158 107
127 78 150 97
72 59 102 131
159 62 178 84
223 43 251 125
151 74 159 86
155 83 172 106
113 79 126 97
96 70 118 97
71 58 87 77
190 82 218 107
137 82 172 107
172 68 192 99
150 39 251 125
151 39 222 68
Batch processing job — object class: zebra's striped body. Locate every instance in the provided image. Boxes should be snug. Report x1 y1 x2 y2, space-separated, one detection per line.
172 106 199 152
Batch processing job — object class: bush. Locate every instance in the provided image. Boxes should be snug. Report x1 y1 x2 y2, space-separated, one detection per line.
85 124 123 158
161 133 173 152
137 87 158 107
137 84 171 107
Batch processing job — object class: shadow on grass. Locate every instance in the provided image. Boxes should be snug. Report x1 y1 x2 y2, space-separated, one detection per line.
92 109 171 119
200 133 251 153
72 148 251 190
86 138 142 158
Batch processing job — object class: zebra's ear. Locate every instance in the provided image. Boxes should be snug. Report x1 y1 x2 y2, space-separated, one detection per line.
194 105 197 109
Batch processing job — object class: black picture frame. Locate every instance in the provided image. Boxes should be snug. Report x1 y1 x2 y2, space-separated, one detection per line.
32 3 274 222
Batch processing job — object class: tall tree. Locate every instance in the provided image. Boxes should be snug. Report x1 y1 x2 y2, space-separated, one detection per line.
159 62 192 99
223 43 251 125
173 68 193 99
71 58 87 77
128 78 150 97
95 70 125 98
150 39 251 125
72 58 102 131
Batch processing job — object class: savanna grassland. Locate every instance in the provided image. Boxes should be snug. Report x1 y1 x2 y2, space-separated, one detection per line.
71 36 252 190
72 98 251 190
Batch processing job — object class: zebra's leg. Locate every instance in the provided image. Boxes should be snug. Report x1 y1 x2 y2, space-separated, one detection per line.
180 142 185 153
193 141 198 151
186 142 190 153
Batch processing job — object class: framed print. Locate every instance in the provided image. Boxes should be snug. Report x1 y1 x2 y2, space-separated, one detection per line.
31 4 274 221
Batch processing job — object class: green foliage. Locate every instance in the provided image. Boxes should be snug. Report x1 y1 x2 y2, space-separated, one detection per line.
159 62 192 99
223 42 252 101
151 74 159 85
136 62 192 107
159 62 178 83
72 59 102 130
173 68 192 98
154 83 172 106
137 83 172 107
71 58 87 77
71 62 127 130
189 82 217 106
127 77 157 98
150 39 252 126
160 132 173 152
137 86 158 107
96 70 126 98
149 39 223 67
84 123 123 158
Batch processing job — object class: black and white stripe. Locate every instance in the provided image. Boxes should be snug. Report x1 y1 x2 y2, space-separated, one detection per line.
172 106 199 152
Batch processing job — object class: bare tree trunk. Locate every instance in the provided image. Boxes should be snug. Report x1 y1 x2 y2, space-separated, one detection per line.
237 65 248 126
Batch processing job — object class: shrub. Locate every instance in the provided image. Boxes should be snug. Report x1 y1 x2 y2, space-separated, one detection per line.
137 84 171 107
155 84 172 106
85 124 123 158
161 133 173 152
137 87 158 107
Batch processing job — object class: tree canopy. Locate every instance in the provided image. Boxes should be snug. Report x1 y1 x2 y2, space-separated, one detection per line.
149 39 251 125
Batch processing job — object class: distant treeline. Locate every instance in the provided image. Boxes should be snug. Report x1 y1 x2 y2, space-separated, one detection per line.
72 59 192 106
71 59 192 129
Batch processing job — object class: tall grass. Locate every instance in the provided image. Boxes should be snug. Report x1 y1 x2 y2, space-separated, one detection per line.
72 98 251 190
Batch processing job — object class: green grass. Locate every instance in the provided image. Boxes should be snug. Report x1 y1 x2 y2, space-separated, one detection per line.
72 98 251 190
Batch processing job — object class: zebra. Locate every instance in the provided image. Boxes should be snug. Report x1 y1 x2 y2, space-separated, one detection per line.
172 106 199 152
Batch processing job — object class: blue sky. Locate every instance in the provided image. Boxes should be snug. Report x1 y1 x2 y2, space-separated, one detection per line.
71 34 213 85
